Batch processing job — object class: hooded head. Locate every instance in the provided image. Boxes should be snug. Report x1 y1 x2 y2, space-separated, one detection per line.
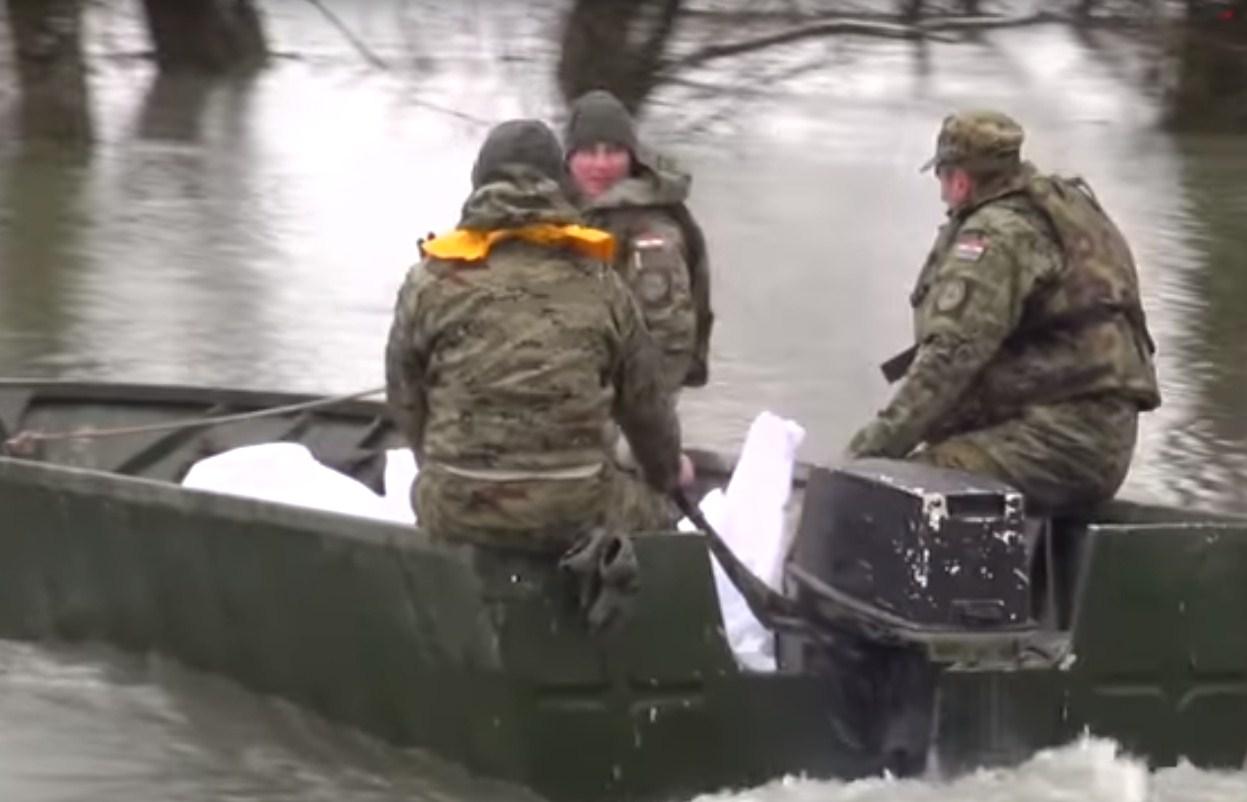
470 119 565 189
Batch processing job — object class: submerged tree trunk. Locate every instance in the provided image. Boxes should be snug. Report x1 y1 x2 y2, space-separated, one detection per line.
5 0 91 143
140 0 268 73
1183 0 1247 22
1163 3 1247 129
557 0 683 113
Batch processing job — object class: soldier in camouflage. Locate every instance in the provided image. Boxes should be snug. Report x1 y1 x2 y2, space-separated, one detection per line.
563 90 714 394
847 110 1162 511
562 91 714 524
385 119 685 547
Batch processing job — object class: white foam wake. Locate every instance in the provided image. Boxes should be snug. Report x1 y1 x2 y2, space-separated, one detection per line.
689 736 1247 802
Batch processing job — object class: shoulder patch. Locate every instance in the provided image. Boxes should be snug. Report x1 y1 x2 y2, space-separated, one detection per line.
934 278 969 314
636 268 671 304
629 229 681 289
953 236 987 262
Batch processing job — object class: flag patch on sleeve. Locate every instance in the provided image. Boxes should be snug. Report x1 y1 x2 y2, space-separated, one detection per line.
954 237 987 261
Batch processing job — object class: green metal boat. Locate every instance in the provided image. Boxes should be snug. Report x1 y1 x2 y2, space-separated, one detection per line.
0 379 1242 801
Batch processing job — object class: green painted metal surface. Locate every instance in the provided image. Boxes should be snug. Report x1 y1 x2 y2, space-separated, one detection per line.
0 457 865 801
931 515 1247 775
0 381 1245 799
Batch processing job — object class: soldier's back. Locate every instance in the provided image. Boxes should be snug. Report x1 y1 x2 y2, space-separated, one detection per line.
416 239 626 476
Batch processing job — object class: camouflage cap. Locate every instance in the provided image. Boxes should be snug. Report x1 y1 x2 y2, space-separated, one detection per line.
920 110 1025 173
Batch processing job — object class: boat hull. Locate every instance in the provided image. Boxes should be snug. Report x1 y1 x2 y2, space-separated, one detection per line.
0 454 866 801
0 379 1244 798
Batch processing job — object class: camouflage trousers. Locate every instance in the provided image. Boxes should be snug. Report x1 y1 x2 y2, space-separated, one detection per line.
604 427 681 532
604 466 679 533
912 395 1139 512
413 463 677 550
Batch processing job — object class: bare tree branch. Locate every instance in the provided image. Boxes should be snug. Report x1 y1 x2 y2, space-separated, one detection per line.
923 11 1065 31
664 18 946 71
663 11 1070 72
302 0 391 71
5 0 92 143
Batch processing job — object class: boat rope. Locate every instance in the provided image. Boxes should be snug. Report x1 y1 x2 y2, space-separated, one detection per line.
2 386 387 456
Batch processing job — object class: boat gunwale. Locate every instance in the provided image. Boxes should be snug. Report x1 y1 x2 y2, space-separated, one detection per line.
0 377 391 421
6 379 1247 529
0 453 716 560
0 377 772 486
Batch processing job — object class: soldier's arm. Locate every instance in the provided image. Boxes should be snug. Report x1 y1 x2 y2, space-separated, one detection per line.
681 207 714 388
384 266 432 463
609 272 682 492
848 215 1057 458
628 219 697 393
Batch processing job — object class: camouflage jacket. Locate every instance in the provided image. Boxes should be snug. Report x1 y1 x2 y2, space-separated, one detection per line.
579 151 713 393
384 169 681 490
850 163 1161 458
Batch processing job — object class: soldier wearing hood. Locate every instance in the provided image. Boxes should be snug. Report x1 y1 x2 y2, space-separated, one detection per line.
563 90 714 393
847 110 1161 511
384 119 685 545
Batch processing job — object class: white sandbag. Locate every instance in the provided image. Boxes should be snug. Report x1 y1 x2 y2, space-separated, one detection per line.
682 487 776 671
182 442 416 525
679 411 806 672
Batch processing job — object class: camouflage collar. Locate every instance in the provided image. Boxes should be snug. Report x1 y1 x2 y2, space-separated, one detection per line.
459 169 583 231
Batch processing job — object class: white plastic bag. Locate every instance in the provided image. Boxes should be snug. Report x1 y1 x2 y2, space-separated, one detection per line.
182 442 418 525
679 411 806 671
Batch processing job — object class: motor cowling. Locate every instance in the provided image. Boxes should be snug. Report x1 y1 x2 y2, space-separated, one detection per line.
780 459 1046 776
790 458 1038 633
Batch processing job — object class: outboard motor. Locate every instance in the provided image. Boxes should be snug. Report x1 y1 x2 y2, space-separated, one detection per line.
781 458 1045 776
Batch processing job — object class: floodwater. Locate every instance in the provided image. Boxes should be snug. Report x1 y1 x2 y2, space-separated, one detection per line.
0 0 1245 800
0 641 539 802
3 641 1244 802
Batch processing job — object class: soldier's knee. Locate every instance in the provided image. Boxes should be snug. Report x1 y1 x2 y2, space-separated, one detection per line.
911 437 1007 479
